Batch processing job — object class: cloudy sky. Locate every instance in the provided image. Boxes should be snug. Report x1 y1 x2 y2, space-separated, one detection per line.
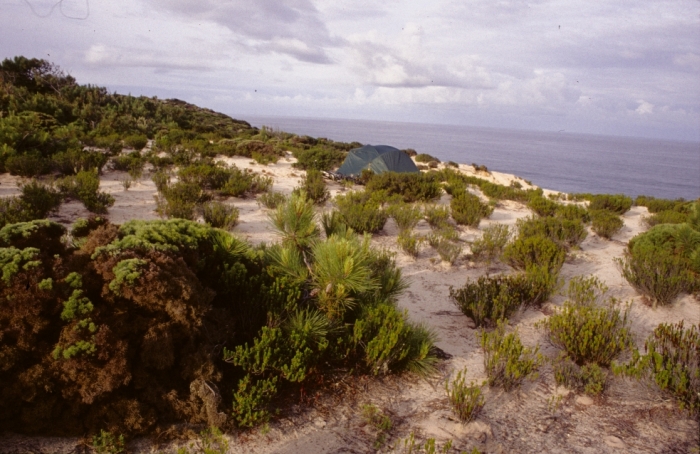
2 0 700 141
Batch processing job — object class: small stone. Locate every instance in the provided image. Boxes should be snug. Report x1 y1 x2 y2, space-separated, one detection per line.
313 418 326 428
576 395 594 406
603 435 625 449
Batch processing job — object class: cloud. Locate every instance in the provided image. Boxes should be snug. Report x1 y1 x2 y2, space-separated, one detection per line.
148 0 338 64
636 100 654 115
84 44 214 71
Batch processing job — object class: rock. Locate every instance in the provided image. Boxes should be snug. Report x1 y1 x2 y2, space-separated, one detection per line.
576 395 594 406
603 435 626 449
314 418 326 428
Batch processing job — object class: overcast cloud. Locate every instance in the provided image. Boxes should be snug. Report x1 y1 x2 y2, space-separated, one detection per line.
2 0 699 140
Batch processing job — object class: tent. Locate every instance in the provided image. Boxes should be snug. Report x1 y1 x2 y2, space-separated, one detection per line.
336 145 419 176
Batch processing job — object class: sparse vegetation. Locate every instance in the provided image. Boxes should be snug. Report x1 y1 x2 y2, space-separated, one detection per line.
480 323 542 390
445 367 484 422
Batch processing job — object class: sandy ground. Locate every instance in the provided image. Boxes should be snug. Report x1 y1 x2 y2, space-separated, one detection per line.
0 157 698 453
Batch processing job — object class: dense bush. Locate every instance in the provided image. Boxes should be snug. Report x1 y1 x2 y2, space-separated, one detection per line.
155 180 210 220
414 153 440 163
590 209 623 239
292 146 345 171
451 192 492 227
481 323 542 391
589 194 632 214
386 202 423 232
445 367 484 423
201 201 239 230
527 195 559 217
365 171 442 203
553 355 607 396
516 216 587 248
294 168 329 205
53 148 108 175
615 322 699 418
57 169 115 213
335 190 388 234
424 204 451 229
555 203 590 223
0 180 62 227
450 270 556 327
643 209 689 227
257 191 287 209
470 224 511 263
540 298 632 367
503 234 566 273
635 195 690 214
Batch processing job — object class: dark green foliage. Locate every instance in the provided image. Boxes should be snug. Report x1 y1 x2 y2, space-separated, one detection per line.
365 171 442 203
516 216 587 248
449 271 556 327
527 195 559 217
295 168 329 204
635 195 690 214
590 209 623 239
471 224 511 263
335 190 388 234
123 133 148 150
423 204 451 229
615 322 699 418
589 194 632 214
644 209 689 227
553 355 607 396
155 181 210 220
201 201 239 230
503 234 566 272
387 202 423 232
91 430 126 454
451 192 492 227
230 374 278 428
112 152 145 179
555 203 590 223
257 191 286 209
445 367 484 422
414 153 440 163
71 216 108 238
0 180 62 227
53 148 108 175
541 299 633 367
57 169 115 213
480 323 542 391
292 145 345 171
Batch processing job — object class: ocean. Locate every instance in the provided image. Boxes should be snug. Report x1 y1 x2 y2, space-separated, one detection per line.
244 116 699 201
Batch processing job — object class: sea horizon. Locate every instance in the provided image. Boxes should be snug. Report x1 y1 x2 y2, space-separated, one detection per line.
242 114 700 201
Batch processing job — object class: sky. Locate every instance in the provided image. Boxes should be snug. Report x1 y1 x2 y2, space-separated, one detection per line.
2 0 700 141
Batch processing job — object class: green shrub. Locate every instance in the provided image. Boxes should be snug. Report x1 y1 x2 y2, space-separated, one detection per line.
71 216 107 238
231 375 278 428
553 355 607 396
397 231 421 257
294 168 329 205
4 151 52 177
451 192 492 227
387 202 423 232
269 191 320 251
480 323 542 391
201 201 239 230
414 153 440 163
615 321 699 418
112 152 145 180
91 429 126 454
365 172 442 203
590 209 623 239
53 148 108 175
516 216 587 248
589 194 632 214
124 133 148 150
450 273 547 327
445 367 484 422
362 404 393 448
528 195 559 217
556 203 590 223
292 146 345 171
643 209 689 227
335 191 388 234
0 180 62 227
424 204 451 229
635 195 689 214
616 248 695 308
503 234 566 272
434 237 462 264
155 181 210 220
321 210 348 238
257 191 287 209
57 169 115 213
540 299 632 366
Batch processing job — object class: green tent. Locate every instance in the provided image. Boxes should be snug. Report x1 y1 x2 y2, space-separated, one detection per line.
336 145 419 176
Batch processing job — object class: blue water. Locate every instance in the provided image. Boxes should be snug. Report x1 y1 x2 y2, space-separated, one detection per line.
244 116 699 200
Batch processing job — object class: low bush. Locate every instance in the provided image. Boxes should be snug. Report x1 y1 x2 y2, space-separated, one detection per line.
540 299 633 367
335 191 388 234
4 151 52 177
57 169 115 213
445 367 484 423
450 271 553 327
292 146 345 171
589 194 632 214
503 234 566 273
516 216 587 249
112 153 145 180
361 404 393 448
614 321 699 418
434 237 463 265
365 172 442 203
471 224 511 264
268 191 320 251
201 201 239 230
0 181 62 227
528 195 559 217
616 248 695 308
387 202 423 232
414 153 440 163
321 210 348 238
556 203 590 223
123 134 148 150
553 355 607 396
257 191 287 209
397 231 422 257
635 195 689 214
155 181 210 220
480 323 542 391
451 192 492 227
424 204 451 229
590 209 623 239
643 209 688 227
53 148 108 175
294 168 329 205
